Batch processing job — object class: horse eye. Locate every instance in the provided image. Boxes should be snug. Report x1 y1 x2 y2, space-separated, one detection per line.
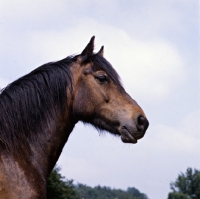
95 75 108 83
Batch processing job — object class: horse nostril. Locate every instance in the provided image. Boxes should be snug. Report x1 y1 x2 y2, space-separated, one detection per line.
138 116 146 126
137 115 149 132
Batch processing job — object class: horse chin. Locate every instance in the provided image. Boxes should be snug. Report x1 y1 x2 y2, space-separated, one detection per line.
120 129 138 144
91 119 138 144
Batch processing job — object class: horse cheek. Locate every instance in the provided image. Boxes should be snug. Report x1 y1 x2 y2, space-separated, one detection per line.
73 83 94 119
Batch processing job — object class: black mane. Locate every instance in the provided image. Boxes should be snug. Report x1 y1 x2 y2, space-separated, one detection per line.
0 54 121 151
0 56 75 151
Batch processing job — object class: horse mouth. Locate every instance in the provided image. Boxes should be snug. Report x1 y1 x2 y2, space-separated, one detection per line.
120 127 138 144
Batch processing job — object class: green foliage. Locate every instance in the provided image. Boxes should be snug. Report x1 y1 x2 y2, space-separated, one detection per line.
47 166 148 199
168 168 200 199
168 192 189 199
47 167 77 199
127 187 148 199
75 183 148 199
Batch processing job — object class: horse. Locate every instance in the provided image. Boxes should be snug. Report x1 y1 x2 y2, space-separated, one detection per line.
0 36 149 199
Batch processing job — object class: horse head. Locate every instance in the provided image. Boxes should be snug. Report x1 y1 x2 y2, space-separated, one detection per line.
71 36 149 143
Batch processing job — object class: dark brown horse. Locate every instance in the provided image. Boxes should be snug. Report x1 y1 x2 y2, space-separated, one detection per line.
0 36 149 199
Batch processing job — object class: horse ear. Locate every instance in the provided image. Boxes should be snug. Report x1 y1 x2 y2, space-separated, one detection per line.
97 46 104 57
81 36 95 56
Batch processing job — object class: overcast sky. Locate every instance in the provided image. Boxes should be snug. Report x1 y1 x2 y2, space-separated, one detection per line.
0 1 199 199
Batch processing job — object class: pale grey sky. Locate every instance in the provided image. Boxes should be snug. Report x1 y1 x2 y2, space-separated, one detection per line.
0 1 199 199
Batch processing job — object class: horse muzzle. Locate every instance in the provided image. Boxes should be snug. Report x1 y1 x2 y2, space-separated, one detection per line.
119 115 149 144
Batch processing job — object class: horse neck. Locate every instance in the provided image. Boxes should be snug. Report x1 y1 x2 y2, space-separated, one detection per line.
0 98 76 199
27 99 76 178
0 79 80 199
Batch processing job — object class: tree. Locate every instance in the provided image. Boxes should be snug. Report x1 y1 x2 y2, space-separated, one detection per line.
75 183 148 199
47 166 78 199
168 168 200 199
127 187 148 199
47 166 149 199
168 192 189 199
